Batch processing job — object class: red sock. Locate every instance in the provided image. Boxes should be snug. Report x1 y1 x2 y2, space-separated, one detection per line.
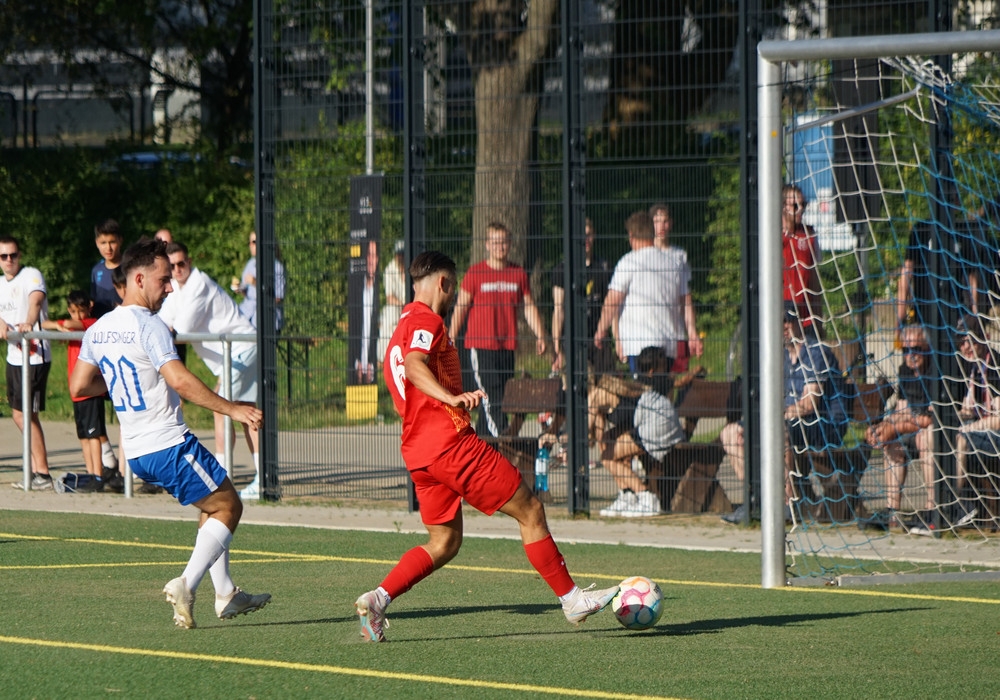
379 546 436 600
524 535 575 597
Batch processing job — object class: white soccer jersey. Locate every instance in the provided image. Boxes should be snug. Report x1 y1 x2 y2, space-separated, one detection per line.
78 305 187 458
159 267 256 376
0 265 51 365
608 245 691 358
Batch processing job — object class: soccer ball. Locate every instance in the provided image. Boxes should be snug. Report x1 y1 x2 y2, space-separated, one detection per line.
611 576 663 630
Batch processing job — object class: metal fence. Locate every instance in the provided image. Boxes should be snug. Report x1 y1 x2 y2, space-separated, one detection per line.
252 1 973 513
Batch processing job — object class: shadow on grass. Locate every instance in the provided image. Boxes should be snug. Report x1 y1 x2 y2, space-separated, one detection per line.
660 606 932 637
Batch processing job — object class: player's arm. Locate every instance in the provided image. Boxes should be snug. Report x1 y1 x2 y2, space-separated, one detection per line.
551 284 565 371
17 290 46 332
594 288 624 348
403 350 485 410
448 287 472 341
159 359 263 430
522 293 547 355
70 359 109 398
683 292 703 357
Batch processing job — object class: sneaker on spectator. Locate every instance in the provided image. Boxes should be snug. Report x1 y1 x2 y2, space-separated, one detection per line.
79 477 104 493
139 481 164 495
908 510 937 537
954 502 978 529
722 503 748 524
239 480 260 500
621 490 661 518
30 473 54 491
599 489 638 517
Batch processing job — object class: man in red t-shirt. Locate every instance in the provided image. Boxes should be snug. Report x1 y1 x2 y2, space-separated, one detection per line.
353 251 617 643
781 184 822 331
449 222 547 437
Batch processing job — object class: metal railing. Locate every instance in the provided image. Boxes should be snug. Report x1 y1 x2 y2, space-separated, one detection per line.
6 330 256 497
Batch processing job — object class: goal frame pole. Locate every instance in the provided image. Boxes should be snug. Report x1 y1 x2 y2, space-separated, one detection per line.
756 29 1000 589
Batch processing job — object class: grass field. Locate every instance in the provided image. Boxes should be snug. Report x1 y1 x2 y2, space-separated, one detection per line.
2 510 999 699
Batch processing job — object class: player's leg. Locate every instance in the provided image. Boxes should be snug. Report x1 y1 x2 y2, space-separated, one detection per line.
355 469 463 642
145 437 269 628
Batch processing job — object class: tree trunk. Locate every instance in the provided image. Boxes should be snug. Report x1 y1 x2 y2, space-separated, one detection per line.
472 66 539 266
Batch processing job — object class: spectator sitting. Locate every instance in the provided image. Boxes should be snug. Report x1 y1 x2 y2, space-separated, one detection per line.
598 346 684 518
863 324 938 532
954 314 1000 529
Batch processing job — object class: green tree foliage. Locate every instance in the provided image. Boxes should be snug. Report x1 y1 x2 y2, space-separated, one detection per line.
0 0 254 150
0 150 252 316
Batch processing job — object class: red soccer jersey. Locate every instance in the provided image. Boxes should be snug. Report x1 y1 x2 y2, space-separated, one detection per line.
459 260 530 351
384 301 473 469
782 225 820 323
66 317 97 402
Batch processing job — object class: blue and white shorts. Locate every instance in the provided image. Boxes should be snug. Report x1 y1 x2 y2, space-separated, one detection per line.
128 433 228 506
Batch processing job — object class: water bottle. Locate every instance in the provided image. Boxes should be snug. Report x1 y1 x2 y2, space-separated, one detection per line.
534 444 550 493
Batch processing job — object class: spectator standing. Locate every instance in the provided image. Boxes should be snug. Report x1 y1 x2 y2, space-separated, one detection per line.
594 211 701 376
0 235 52 489
649 203 702 372
234 231 286 332
782 185 822 331
71 238 270 629
377 240 406 364
863 324 939 533
449 222 547 437
154 229 174 244
159 242 262 500
91 218 125 319
598 347 684 518
550 217 614 377
355 251 617 642
41 290 109 492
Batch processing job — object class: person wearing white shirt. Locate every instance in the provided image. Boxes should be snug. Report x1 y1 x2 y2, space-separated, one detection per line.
71 238 270 629
0 235 52 488
159 242 263 499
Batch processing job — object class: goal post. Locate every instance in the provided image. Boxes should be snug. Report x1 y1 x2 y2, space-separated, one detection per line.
757 30 1000 588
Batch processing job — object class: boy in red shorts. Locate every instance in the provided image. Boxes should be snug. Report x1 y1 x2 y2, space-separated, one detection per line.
42 289 109 491
354 250 618 642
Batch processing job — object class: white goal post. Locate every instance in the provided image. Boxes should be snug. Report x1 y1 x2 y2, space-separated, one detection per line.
757 29 1000 588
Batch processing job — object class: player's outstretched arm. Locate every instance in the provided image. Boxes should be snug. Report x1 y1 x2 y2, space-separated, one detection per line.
160 359 263 430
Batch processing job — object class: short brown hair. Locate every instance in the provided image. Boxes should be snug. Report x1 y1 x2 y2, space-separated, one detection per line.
410 250 456 283
625 211 654 240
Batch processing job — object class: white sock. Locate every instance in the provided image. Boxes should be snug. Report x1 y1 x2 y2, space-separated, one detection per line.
214 452 226 468
101 441 117 468
558 586 580 604
181 518 233 593
376 586 391 606
209 548 235 599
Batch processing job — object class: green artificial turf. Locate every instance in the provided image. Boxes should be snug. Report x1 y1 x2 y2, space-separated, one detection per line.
1 510 998 699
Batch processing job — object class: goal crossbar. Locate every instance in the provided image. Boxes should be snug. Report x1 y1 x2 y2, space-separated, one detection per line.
757 30 1000 589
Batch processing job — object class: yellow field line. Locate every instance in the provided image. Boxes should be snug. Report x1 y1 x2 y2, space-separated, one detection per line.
3 531 998 606
0 634 682 700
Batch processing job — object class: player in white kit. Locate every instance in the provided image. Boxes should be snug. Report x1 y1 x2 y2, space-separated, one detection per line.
70 238 271 629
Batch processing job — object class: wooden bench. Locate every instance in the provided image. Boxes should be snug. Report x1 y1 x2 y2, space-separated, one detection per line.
481 376 563 489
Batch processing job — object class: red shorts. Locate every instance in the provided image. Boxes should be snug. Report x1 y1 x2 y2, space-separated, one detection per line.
409 429 523 526
672 340 690 374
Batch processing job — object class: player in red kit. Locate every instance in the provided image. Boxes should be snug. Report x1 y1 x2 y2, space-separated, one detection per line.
355 250 618 642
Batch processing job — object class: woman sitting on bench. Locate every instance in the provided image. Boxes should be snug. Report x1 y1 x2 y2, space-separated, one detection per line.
598 347 685 518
